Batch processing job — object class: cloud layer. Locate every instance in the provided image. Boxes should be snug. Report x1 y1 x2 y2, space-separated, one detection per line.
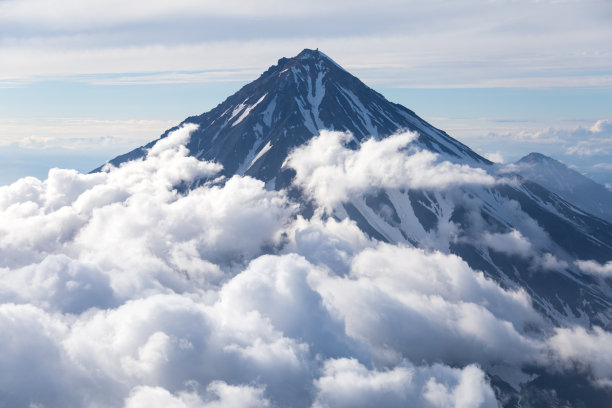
1 0 611 88
286 130 495 209
1 126 611 406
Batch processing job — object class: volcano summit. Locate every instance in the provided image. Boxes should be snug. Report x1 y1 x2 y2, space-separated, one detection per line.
104 49 487 186
98 49 612 406
0 50 610 407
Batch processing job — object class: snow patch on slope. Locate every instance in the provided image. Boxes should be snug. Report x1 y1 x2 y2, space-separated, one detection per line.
232 93 267 127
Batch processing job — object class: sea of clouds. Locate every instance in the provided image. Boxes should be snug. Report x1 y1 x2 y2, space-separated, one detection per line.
1 125 610 407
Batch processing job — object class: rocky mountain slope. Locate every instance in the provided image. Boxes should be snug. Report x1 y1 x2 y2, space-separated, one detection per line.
99 49 612 407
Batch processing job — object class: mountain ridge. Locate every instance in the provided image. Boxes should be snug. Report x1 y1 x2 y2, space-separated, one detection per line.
512 152 612 223
96 49 612 407
97 48 490 186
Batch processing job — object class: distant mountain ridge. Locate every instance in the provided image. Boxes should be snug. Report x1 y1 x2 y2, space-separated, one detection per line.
512 152 612 223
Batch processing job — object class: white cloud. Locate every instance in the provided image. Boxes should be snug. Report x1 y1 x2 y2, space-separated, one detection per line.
550 326 612 386
1 1 611 88
0 0 346 28
480 120 612 161
484 151 504 163
0 124 295 301
593 163 612 170
575 259 612 278
590 119 612 134
286 130 495 209
0 255 117 314
483 229 533 258
312 358 497 408
0 118 177 149
0 116 610 406
482 229 569 272
308 243 544 369
533 252 569 271
124 382 270 408
565 141 606 156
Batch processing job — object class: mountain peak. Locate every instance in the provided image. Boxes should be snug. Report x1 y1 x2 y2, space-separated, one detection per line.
296 48 324 60
296 48 344 69
517 152 557 164
101 50 488 184
514 152 612 223
269 48 346 80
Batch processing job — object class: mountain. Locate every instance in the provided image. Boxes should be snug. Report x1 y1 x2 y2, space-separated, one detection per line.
100 49 612 407
100 49 488 188
513 152 612 223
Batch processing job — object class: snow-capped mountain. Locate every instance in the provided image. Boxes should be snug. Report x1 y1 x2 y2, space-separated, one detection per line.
100 49 612 407
102 49 487 188
512 152 612 224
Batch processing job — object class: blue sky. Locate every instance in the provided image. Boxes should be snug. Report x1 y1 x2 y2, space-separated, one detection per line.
1 0 611 186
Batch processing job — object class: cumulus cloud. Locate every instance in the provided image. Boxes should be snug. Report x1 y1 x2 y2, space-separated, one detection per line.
312 358 496 408
1 121 610 406
309 243 544 371
490 120 612 149
0 248 524 407
575 260 612 278
483 229 532 258
124 382 270 408
286 130 495 209
0 255 116 314
0 124 296 301
550 326 612 386
561 120 612 157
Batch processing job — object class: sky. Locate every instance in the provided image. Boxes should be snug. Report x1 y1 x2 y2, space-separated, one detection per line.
0 0 611 186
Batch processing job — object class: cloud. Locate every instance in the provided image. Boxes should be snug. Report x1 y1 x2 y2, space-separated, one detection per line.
0 118 177 150
487 120 612 147
593 163 612 171
590 119 612 134
0 255 117 314
561 120 612 157
464 118 612 188
0 303 77 407
312 358 497 408
286 130 495 209
483 229 533 258
482 229 568 272
0 124 296 300
0 117 609 406
565 141 606 156
124 382 270 408
62 292 314 406
308 243 544 370
532 252 569 271
550 326 612 386
1 1 611 88
484 151 504 163
575 260 612 278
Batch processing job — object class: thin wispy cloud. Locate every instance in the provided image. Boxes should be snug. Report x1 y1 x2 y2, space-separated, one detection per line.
0 118 177 149
0 0 610 88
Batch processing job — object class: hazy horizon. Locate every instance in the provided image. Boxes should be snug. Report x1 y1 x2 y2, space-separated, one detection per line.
1 0 611 186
